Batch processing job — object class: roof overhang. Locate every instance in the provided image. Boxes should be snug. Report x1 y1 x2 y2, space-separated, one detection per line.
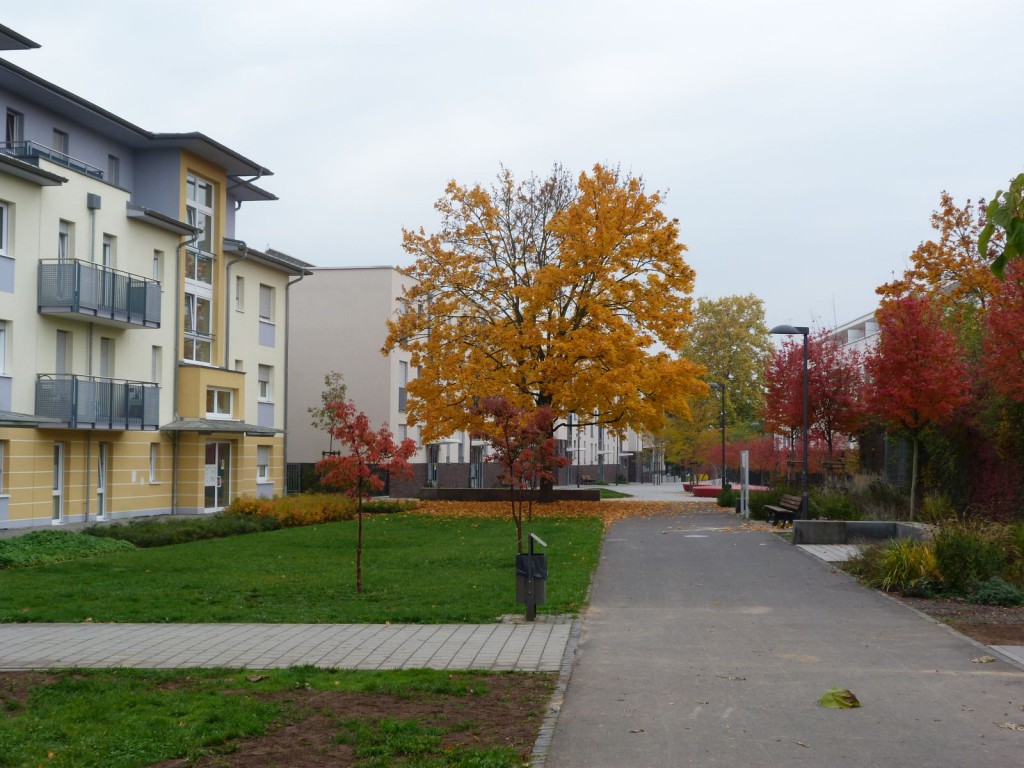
150 133 272 178
0 410 63 428
228 176 278 202
127 203 198 236
0 153 66 185
161 418 282 436
222 240 314 276
0 25 40 51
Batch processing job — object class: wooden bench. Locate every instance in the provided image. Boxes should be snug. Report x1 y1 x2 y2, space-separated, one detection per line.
765 494 802 527
579 473 595 485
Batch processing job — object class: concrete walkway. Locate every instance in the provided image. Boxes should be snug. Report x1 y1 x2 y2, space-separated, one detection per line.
0 619 571 672
545 509 1024 768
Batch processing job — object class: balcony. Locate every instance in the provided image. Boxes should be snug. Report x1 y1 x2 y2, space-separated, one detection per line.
0 140 104 179
36 374 160 430
38 260 161 328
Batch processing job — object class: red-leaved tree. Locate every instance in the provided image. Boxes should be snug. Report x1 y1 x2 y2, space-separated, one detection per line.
865 296 971 519
983 260 1024 402
471 396 569 553
808 330 865 459
762 336 803 446
316 400 416 592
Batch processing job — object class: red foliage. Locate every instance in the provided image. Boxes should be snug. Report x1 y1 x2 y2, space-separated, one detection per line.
807 329 865 457
865 296 971 433
315 399 416 592
471 396 570 552
762 337 803 434
983 260 1024 402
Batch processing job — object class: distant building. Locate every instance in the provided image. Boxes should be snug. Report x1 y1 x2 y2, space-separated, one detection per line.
0 31 311 529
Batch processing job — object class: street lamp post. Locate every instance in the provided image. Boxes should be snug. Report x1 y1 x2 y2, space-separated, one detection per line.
769 325 810 518
709 382 726 486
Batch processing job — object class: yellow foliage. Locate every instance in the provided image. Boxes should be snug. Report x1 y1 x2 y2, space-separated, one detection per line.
384 164 706 442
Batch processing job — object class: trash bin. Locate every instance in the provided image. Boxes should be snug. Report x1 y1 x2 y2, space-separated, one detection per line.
515 552 547 606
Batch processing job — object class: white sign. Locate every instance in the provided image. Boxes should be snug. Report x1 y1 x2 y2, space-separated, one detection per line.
204 465 217 486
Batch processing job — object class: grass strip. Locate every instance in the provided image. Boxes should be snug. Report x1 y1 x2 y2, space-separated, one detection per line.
0 514 603 623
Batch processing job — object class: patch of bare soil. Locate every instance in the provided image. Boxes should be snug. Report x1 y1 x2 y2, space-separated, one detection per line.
0 672 60 716
898 596 1024 645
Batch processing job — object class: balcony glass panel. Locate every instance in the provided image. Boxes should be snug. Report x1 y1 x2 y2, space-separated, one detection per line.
38 260 160 328
35 374 159 430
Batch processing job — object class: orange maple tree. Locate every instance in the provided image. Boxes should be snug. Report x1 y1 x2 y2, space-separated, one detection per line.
877 192 1000 315
384 163 706 446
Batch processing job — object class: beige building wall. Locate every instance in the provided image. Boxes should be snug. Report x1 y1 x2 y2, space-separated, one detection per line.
287 266 422 465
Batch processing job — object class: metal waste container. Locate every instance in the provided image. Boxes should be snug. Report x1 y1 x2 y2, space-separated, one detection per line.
515 552 547 605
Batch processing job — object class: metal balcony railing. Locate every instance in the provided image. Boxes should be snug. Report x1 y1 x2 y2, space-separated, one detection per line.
38 260 161 328
36 374 160 430
0 140 104 178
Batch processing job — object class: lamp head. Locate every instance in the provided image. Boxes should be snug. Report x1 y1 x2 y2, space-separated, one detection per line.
770 324 810 335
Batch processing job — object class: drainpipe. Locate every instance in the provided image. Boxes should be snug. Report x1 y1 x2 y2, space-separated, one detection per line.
224 239 249 369
283 269 307 488
171 231 200 516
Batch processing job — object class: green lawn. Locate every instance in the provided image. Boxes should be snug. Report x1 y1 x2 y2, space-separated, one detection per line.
0 514 603 623
0 667 549 768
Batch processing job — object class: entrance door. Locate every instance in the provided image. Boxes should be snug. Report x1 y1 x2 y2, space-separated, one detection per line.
469 445 484 489
204 442 231 511
96 443 109 520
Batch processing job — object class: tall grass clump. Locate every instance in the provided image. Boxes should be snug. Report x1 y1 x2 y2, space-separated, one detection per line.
748 488 787 521
83 513 281 548
847 539 938 592
809 488 861 521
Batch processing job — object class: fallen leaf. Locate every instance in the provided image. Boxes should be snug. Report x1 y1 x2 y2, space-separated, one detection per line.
819 688 861 709
996 722 1024 731
796 741 809 748
629 728 645 734
971 656 997 664
716 675 747 681
246 675 265 682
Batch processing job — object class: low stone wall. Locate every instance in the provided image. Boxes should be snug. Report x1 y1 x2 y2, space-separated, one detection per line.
417 488 601 502
792 520 930 545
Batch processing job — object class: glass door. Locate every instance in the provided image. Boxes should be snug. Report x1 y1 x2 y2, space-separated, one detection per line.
52 443 64 523
96 443 108 520
204 442 231 511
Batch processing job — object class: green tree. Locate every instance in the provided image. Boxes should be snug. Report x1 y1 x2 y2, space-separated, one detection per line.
308 371 348 453
681 295 770 426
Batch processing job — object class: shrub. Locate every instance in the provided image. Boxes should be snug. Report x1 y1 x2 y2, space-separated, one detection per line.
224 493 357 527
920 492 957 525
0 530 135 568
847 475 907 520
933 522 1009 593
83 514 281 548
748 489 786 521
361 499 417 515
969 577 1024 606
717 487 737 508
809 489 861 521
849 539 938 592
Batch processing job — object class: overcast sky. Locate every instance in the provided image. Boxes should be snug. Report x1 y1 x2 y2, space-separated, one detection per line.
6 1 1023 329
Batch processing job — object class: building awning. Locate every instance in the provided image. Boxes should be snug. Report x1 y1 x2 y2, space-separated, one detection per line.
0 410 63 427
160 418 282 436
126 204 198 236
0 154 66 186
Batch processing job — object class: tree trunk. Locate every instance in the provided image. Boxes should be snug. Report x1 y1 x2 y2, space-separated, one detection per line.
908 436 919 522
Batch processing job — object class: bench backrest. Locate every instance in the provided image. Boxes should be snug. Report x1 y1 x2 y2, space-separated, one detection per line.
779 494 802 510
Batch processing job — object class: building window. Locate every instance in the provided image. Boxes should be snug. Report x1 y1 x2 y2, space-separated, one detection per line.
0 439 7 494
235 275 244 311
58 220 72 262
234 359 243 372
258 364 272 401
151 346 162 384
259 284 274 322
184 249 213 284
107 155 120 186
99 337 114 378
205 387 233 419
0 320 6 374
257 445 270 482
0 201 7 257
52 129 68 155
149 443 159 483
399 361 408 413
152 250 163 281
5 109 22 144
55 330 70 374
183 292 212 363
186 175 214 254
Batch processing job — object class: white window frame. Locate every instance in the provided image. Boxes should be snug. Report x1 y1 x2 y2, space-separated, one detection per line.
107 155 120 186
235 275 244 311
259 284 274 322
52 128 68 154
0 320 6 374
149 443 159 484
205 387 233 419
0 439 7 495
58 220 71 262
0 201 7 258
257 445 270 482
257 364 272 402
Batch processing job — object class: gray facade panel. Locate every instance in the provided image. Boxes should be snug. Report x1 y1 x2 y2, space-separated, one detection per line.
256 482 273 499
0 375 10 411
259 320 275 347
257 401 274 428
132 150 182 215
0 254 13 292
